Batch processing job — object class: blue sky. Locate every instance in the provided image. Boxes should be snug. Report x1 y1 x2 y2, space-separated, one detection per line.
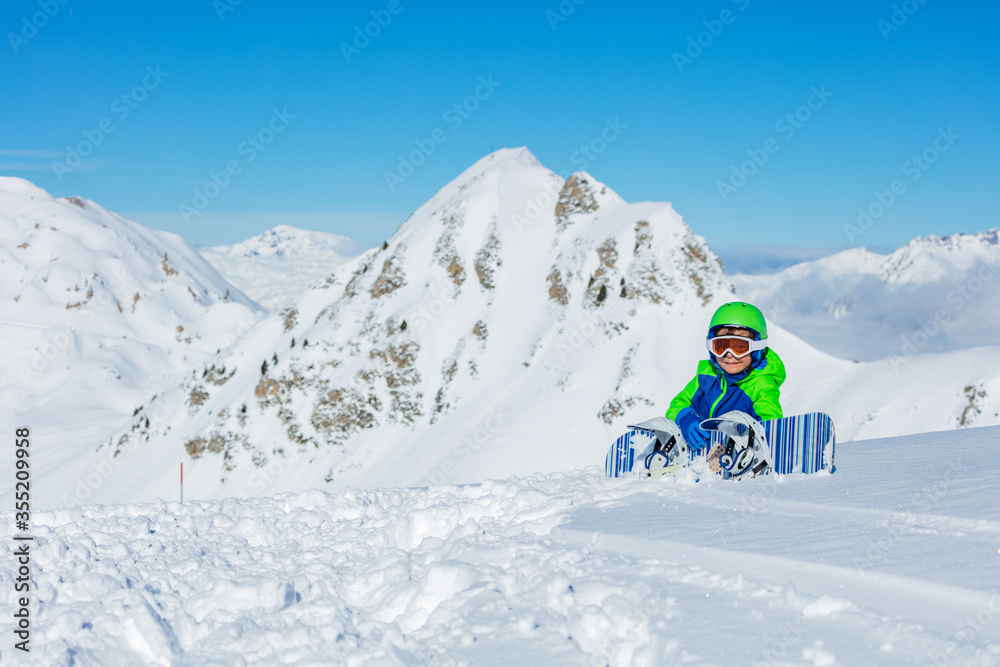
2 1 997 255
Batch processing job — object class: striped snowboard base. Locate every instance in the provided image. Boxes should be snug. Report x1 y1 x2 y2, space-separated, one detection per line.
605 412 835 478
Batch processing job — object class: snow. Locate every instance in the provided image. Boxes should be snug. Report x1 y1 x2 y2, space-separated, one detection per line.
198 225 359 310
3 150 1000 664
732 230 1000 360
0 177 264 523
4 426 999 665
36 147 742 507
3 151 1000 513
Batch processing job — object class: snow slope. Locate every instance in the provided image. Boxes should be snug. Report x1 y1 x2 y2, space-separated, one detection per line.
81 147 735 505
0 176 264 507
4 426 999 665
198 225 359 309
732 230 1000 360
6 150 1000 511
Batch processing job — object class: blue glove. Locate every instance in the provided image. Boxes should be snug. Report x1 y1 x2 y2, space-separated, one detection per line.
675 408 711 452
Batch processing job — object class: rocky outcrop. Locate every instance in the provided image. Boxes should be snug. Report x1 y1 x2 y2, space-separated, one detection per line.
555 174 600 231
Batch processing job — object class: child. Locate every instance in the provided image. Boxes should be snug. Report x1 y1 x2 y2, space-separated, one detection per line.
665 302 785 457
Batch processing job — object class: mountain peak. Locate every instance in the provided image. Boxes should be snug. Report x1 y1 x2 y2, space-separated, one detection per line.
446 146 546 189
0 175 55 200
481 145 539 163
408 146 553 221
880 227 1000 284
105 146 734 495
208 225 353 259
199 226 356 308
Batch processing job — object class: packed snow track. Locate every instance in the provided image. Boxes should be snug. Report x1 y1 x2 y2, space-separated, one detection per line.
2 427 999 665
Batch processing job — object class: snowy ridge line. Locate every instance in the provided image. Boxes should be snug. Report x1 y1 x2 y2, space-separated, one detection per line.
732 226 1000 361
558 529 1000 643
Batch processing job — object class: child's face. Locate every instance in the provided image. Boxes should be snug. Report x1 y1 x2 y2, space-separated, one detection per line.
712 327 754 375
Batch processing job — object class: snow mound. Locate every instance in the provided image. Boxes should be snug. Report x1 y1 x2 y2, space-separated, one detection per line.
7 425 999 664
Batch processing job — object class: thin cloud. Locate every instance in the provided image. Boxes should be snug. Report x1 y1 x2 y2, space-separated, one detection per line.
0 149 62 158
0 148 62 173
0 162 56 171
0 157 111 175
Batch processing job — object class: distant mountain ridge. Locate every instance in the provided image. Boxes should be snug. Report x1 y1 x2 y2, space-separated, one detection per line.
0 176 261 396
199 225 359 309
733 228 1000 360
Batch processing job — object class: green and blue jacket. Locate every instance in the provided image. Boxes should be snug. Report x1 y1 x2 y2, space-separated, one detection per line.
666 349 786 423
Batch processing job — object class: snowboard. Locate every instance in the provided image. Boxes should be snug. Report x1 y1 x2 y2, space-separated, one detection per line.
605 412 835 479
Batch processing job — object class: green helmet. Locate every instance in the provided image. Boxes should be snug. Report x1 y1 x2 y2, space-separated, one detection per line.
709 302 767 339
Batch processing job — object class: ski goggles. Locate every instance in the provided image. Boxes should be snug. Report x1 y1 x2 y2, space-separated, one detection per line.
705 335 768 358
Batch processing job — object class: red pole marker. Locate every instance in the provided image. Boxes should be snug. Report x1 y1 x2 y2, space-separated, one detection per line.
180 462 184 504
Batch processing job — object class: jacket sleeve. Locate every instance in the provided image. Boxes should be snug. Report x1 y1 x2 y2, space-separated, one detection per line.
748 378 783 421
665 374 701 421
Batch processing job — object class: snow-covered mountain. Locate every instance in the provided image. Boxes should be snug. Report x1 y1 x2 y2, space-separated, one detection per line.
46 147 991 509
91 147 738 502
0 176 264 476
11 426 1000 664
732 230 1000 360
199 225 359 309
6 150 1000 510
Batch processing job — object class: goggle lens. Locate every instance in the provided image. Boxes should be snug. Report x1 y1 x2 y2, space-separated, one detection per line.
709 336 752 357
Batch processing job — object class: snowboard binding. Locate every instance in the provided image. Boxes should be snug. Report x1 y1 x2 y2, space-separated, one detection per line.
701 411 772 479
627 417 688 477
